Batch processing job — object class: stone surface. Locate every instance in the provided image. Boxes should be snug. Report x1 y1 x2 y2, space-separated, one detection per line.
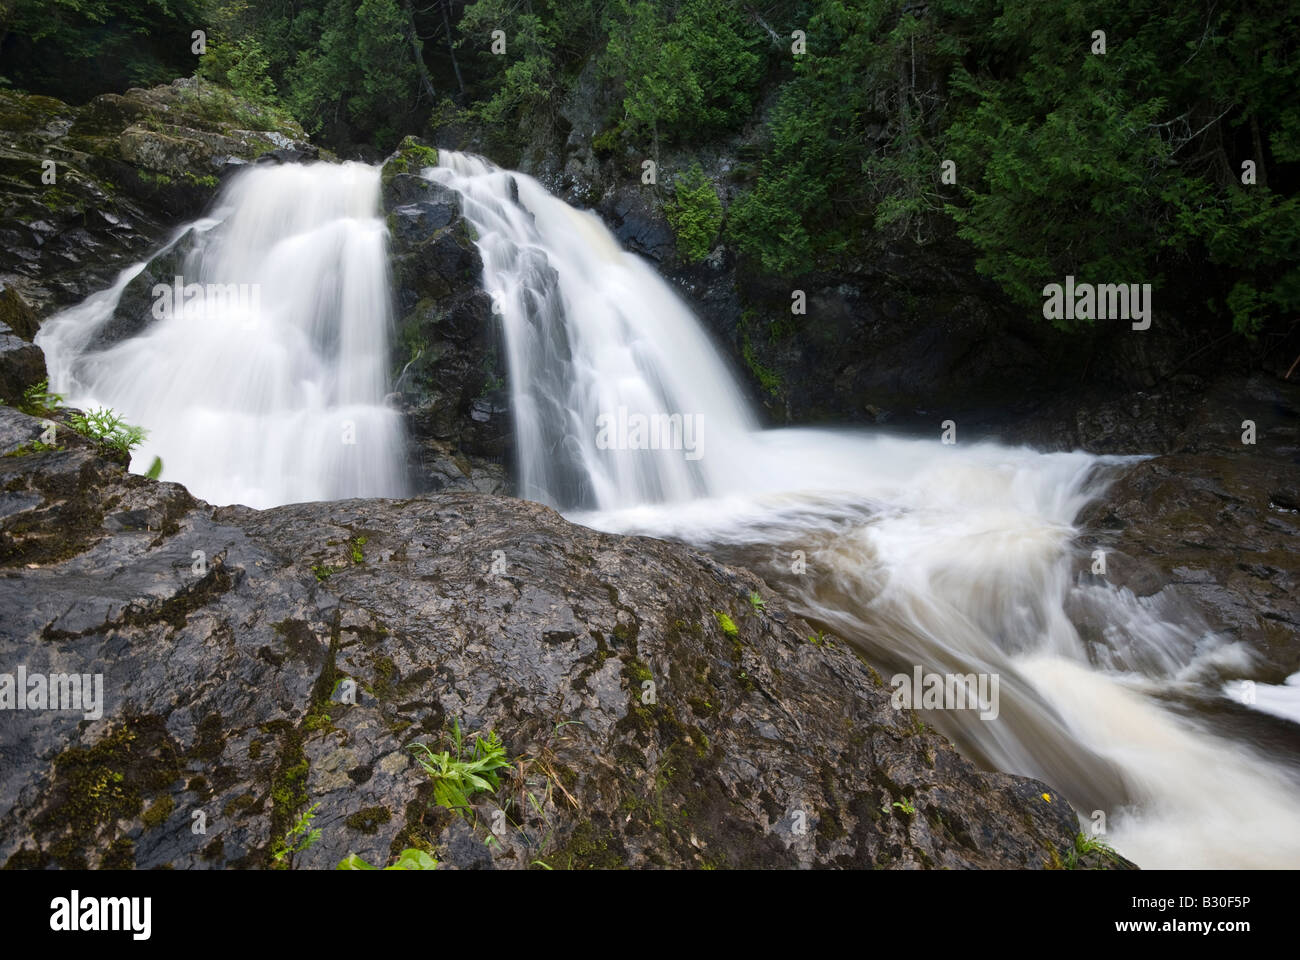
1078 374 1300 676
381 137 511 496
0 405 1109 870
0 81 315 319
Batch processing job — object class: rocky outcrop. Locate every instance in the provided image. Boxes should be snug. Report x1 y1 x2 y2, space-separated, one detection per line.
0 404 1109 870
0 80 315 319
0 284 47 405
381 137 511 496
1079 374 1300 675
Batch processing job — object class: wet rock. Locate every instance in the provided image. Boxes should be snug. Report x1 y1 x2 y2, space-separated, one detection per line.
0 406 1101 870
380 137 511 495
1079 374 1300 675
0 82 314 320
0 320 46 405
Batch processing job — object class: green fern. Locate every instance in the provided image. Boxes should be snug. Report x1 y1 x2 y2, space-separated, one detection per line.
65 407 147 455
409 720 510 814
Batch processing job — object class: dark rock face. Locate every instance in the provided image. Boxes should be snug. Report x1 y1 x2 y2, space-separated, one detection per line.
0 82 315 320
1079 374 1300 675
0 313 46 405
381 139 511 496
0 405 1102 870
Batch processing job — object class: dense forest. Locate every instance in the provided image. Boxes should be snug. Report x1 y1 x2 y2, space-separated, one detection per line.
3 0 1297 343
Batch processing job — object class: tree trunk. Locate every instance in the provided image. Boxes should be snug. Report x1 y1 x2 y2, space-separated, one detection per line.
402 0 437 103
442 0 465 97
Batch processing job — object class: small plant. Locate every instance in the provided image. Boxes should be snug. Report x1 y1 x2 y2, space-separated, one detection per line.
19 378 64 417
271 802 321 867
747 591 765 612
808 630 826 646
66 407 147 455
145 456 163 480
892 798 916 816
338 848 438 870
3 440 61 457
1065 832 1122 869
349 536 367 563
713 611 738 636
312 564 338 582
409 720 511 814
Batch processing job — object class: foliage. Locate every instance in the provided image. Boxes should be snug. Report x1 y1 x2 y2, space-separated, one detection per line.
713 611 738 635
198 32 277 105
65 407 148 455
603 0 764 149
19 379 64 417
409 719 511 813
1 0 209 101
1065 831 1123 869
665 163 723 262
728 0 1300 337
271 801 322 866
338 847 438 870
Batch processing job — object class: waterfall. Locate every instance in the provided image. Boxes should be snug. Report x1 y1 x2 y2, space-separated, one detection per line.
36 161 406 509
428 152 756 509
430 150 1300 868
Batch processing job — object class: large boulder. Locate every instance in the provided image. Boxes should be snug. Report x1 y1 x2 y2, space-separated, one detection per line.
0 405 1109 870
381 137 511 496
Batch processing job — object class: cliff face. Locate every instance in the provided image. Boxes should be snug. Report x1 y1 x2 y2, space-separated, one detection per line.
0 80 315 318
0 405 1103 870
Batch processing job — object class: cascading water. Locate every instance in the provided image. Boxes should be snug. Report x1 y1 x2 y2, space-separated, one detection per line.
430 151 1300 868
36 162 406 509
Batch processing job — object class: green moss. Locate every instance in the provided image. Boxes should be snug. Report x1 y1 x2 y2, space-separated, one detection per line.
550 820 625 870
591 123 622 156
3 846 50 870
222 792 259 818
345 806 392 835
30 716 182 868
141 794 174 829
382 136 439 185
102 837 135 869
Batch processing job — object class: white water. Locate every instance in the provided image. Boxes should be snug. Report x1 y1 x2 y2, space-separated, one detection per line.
37 162 405 508
431 151 1300 868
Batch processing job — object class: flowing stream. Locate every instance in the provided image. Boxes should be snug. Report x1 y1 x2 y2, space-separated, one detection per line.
429 151 1300 869
36 153 1300 868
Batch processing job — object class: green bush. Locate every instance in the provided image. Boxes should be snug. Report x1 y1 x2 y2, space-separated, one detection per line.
665 163 723 263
